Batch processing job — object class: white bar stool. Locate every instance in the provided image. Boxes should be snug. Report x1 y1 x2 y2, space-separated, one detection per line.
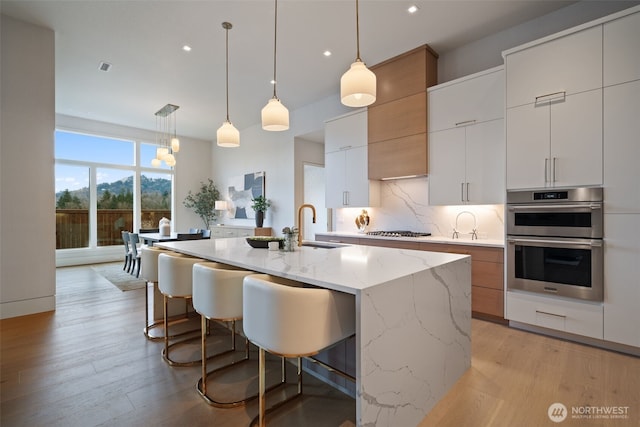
158 252 204 366
243 274 356 426
140 245 167 340
193 262 285 408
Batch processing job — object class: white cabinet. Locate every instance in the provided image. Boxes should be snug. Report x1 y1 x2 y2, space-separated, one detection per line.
429 66 503 132
504 23 604 190
604 11 640 87
505 25 602 108
428 67 505 205
506 291 603 340
325 109 379 208
604 80 640 214
506 89 602 189
429 119 504 205
603 215 640 347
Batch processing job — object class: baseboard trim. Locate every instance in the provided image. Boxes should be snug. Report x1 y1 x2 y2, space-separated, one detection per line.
0 296 55 320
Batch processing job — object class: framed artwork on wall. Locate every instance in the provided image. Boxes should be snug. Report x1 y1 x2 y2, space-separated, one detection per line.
228 171 264 220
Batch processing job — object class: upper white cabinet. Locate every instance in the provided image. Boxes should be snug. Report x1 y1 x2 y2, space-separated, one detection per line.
428 67 505 205
506 89 603 189
604 11 640 87
325 110 379 208
505 25 602 109
429 67 504 132
504 25 603 190
604 80 640 214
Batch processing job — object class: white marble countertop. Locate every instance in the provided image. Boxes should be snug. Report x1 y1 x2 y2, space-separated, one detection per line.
156 236 468 295
316 231 505 248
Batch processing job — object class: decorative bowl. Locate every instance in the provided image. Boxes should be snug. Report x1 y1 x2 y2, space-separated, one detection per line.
246 236 284 249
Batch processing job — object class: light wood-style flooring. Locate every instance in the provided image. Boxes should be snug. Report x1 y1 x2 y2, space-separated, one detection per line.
1 265 639 427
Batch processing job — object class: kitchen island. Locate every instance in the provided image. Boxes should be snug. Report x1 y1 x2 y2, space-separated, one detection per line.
157 237 471 427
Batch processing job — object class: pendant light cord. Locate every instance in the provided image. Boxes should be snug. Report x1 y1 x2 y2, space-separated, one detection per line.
355 0 361 61
225 24 230 122
272 0 278 98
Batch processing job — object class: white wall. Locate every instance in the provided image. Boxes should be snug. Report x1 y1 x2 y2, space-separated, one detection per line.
438 0 639 83
1 15 56 319
212 94 347 236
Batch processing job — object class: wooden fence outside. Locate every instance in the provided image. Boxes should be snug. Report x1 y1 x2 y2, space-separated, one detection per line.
56 209 171 249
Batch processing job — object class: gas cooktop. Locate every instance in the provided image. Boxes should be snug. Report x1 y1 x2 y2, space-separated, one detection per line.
366 230 432 238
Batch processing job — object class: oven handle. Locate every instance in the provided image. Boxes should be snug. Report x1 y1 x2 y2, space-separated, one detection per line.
507 237 602 248
508 204 601 212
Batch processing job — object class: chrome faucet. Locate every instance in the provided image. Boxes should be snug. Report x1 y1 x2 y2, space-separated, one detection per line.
297 204 316 246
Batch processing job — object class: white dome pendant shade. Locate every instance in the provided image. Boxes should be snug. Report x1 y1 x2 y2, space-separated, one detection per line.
262 0 290 131
262 97 289 131
171 137 180 152
341 59 376 107
217 120 240 147
217 22 240 147
340 0 376 108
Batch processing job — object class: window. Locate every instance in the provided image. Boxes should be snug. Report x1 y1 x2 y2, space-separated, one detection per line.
55 130 173 250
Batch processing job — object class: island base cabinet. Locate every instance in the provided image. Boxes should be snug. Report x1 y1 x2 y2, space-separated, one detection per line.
506 291 603 339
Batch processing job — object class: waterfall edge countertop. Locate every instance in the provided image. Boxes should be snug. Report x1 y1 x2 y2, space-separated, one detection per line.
156 237 471 427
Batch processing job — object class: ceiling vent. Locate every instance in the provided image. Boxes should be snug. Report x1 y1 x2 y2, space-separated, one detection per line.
98 61 112 72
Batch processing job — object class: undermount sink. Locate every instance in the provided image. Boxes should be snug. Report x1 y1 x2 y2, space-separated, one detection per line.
301 241 348 249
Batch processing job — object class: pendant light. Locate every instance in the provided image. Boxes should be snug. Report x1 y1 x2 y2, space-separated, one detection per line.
261 0 289 131
217 22 240 147
340 0 376 107
152 104 179 167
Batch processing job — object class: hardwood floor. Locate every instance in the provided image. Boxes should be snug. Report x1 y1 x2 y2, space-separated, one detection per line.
1 265 639 426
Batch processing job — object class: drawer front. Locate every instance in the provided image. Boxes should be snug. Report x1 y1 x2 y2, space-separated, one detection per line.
472 286 504 318
506 291 603 339
472 260 504 290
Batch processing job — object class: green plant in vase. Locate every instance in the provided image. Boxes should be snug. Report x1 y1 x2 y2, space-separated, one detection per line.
183 178 220 230
251 195 271 228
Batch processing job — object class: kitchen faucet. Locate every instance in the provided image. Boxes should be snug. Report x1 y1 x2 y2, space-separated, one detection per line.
297 204 316 246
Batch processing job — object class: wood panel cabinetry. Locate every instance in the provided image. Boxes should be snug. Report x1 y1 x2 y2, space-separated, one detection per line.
367 45 438 180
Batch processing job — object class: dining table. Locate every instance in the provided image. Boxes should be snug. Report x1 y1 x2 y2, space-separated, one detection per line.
139 232 209 245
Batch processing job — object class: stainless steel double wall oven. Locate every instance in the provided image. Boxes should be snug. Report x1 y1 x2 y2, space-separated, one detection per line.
506 187 603 301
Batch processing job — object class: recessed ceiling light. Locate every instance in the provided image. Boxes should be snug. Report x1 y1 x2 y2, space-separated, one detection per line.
182 45 192 52
323 50 332 57
408 5 419 14
98 61 112 72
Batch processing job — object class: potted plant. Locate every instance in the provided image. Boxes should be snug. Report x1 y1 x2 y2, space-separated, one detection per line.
251 195 271 228
183 179 220 230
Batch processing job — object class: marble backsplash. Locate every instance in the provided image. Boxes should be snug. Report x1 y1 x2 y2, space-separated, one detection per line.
334 176 505 240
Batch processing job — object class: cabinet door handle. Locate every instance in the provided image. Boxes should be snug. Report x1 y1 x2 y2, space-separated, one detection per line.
455 119 476 127
461 183 465 202
343 191 349 206
466 182 470 202
535 91 566 104
552 157 557 183
339 145 353 151
535 309 566 318
544 158 549 183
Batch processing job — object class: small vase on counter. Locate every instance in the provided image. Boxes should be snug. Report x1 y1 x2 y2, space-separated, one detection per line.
282 226 298 252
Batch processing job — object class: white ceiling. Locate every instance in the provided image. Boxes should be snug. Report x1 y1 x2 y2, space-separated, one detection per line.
2 0 582 141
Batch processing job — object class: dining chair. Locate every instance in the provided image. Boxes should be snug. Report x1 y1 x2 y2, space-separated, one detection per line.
121 231 133 273
129 233 142 277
